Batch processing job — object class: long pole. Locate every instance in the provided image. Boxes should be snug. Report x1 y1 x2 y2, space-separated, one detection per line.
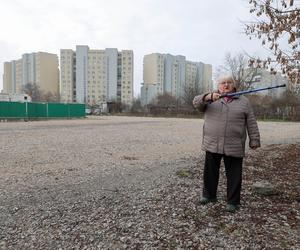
220 84 286 98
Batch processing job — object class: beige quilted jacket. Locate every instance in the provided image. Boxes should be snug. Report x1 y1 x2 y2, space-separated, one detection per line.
193 93 261 157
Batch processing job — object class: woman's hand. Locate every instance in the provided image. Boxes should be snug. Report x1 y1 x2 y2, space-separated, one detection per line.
205 92 220 102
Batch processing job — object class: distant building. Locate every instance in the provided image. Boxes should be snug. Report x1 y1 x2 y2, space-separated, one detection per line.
2 52 59 97
246 69 289 98
60 46 134 106
141 53 212 106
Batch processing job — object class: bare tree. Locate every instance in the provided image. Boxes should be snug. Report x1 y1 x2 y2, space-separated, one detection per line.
216 52 259 90
107 100 123 113
277 88 300 105
131 97 143 113
182 84 200 108
41 91 60 102
22 82 43 102
245 0 300 88
22 83 60 102
156 93 178 107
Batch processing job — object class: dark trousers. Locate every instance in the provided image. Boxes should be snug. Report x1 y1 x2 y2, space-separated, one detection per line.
203 151 243 205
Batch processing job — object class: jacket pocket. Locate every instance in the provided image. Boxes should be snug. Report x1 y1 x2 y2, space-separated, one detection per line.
224 137 244 155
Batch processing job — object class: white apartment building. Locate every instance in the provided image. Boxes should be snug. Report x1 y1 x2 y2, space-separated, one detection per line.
3 62 14 93
3 52 59 97
60 46 134 106
141 53 212 106
60 49 76 103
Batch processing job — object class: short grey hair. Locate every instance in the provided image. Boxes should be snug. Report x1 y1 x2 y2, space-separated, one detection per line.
217 74 235 85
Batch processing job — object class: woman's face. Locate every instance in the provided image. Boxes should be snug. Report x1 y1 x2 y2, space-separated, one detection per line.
218 80 234 94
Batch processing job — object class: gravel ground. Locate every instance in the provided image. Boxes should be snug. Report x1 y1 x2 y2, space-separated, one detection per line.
0 116 299 249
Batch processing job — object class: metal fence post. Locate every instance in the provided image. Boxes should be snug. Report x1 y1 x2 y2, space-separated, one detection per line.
25 102 28 119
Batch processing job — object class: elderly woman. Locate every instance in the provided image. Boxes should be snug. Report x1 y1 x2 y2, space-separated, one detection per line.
193 74 260 213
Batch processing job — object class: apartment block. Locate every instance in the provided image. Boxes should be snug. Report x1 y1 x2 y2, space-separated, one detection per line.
246 68 288 98
3 52 59 98
60 50 76 103
60 46 133 106
3 62 13 93
141 53 212 105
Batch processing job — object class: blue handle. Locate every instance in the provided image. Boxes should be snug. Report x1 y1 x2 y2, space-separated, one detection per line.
220 84 286 98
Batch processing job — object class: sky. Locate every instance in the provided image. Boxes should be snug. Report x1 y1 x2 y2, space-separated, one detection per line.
0 0 269 96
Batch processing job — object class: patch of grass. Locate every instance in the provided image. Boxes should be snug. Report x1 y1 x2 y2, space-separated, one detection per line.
280 239 289 249
168 239 178 248
176 169 191 178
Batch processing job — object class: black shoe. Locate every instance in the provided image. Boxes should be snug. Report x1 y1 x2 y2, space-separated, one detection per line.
199 197 217 205
225 204 239 213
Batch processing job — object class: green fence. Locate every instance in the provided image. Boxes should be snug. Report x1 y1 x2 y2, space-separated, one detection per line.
0 101 85 119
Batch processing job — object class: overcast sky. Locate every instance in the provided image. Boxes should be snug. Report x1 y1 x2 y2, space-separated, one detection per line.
0 0 268 96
